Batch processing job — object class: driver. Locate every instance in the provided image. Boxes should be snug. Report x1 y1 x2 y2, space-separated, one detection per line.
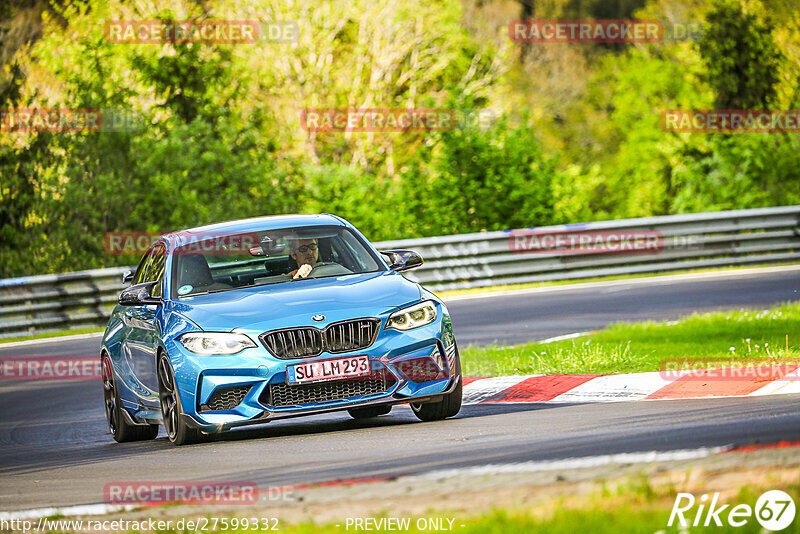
287 238 319 279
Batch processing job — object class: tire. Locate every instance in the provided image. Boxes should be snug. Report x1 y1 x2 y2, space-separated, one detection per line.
411 342 463 422
102 354 159 443
157 353 200 446
348 405 392 419
410 375 462 422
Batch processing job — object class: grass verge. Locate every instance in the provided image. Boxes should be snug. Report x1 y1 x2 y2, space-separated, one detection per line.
461 301 800 376
0 327 104 344
242 476 800 533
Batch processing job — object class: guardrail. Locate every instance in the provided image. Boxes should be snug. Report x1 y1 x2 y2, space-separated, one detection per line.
1 206 799 339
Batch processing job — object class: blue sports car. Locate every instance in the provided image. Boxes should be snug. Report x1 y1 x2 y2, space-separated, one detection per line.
101 214 462 445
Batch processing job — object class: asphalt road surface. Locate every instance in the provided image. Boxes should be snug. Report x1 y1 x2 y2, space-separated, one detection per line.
1 267 799 511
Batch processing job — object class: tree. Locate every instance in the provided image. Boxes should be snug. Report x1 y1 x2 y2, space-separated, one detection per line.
698 1 783 109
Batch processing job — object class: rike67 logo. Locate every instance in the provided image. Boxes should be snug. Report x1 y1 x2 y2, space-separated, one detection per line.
668 490 796 530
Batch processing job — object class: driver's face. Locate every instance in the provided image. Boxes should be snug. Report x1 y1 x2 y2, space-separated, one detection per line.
290 238 318 267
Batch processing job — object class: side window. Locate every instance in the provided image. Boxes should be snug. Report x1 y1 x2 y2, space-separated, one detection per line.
340 231 378 271
145 244 167 298
319 237 338 264
132 249 154 285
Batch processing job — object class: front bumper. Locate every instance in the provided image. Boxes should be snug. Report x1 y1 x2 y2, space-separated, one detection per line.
181 372 461 432
166 311 460 433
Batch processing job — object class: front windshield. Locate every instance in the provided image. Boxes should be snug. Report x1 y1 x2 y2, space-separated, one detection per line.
170 225 384 298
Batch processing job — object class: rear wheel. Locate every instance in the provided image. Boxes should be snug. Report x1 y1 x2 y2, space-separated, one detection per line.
157 353 200 446
348 405 392 419
102 354 159 442
410 376 462 422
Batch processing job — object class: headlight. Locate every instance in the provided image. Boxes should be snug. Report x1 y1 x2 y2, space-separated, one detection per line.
386 301 438 331
179 332 256 355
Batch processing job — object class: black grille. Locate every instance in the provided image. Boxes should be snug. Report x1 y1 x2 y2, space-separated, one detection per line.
260 319 380 359
261 368 396 407
325 319 380 353
199 385 252 412
260 328 324 359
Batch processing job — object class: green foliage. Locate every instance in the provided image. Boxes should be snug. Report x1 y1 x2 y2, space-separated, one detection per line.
294 115 559 241
1 0 799 277
580 48 709 218
438 116 556 234
0 61 55 276
295 164 401 242
669 1 800 214
0 2 304 275
698 1 784 109
671 133 800 213
566 0 799 221
405 115 558 236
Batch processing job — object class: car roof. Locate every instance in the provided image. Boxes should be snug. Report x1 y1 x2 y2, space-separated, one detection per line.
160 214 346 243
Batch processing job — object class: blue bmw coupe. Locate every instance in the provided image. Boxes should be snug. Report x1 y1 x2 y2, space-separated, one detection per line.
101 214 462 445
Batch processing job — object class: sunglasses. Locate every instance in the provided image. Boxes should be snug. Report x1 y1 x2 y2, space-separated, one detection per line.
294 243 318 254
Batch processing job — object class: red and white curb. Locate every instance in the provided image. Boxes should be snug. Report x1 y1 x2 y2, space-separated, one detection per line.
462 366 800 404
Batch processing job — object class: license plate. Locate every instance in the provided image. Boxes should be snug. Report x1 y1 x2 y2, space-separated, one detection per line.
286 355 370 384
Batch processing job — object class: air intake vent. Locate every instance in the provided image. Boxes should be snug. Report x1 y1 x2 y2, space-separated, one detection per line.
261 367 396 407
199 384 252 412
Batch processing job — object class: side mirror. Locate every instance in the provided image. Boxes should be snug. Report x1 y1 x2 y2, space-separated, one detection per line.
122 270 134 284
119 281 162 306
380 250 423 272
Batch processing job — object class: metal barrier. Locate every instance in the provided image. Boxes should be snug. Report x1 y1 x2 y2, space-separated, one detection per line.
1 206 799 339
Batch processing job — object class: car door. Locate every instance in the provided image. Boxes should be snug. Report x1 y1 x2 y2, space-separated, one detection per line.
121 243 166 406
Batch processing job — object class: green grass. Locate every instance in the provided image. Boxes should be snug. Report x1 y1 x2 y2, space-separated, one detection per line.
232 480 800 534
258 510 670 534
0 327 104 344
435 263 798 298
453 495 800 534
461 301 800 376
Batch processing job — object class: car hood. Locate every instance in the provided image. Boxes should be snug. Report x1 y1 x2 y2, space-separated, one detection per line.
166 271 422 334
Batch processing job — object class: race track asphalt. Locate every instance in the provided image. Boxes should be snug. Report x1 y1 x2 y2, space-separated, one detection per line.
1 267 799 511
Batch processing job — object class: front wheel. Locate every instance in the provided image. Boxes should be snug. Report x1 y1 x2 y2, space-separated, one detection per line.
102 354 159 442
410 376 462 422
157 353 200 446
